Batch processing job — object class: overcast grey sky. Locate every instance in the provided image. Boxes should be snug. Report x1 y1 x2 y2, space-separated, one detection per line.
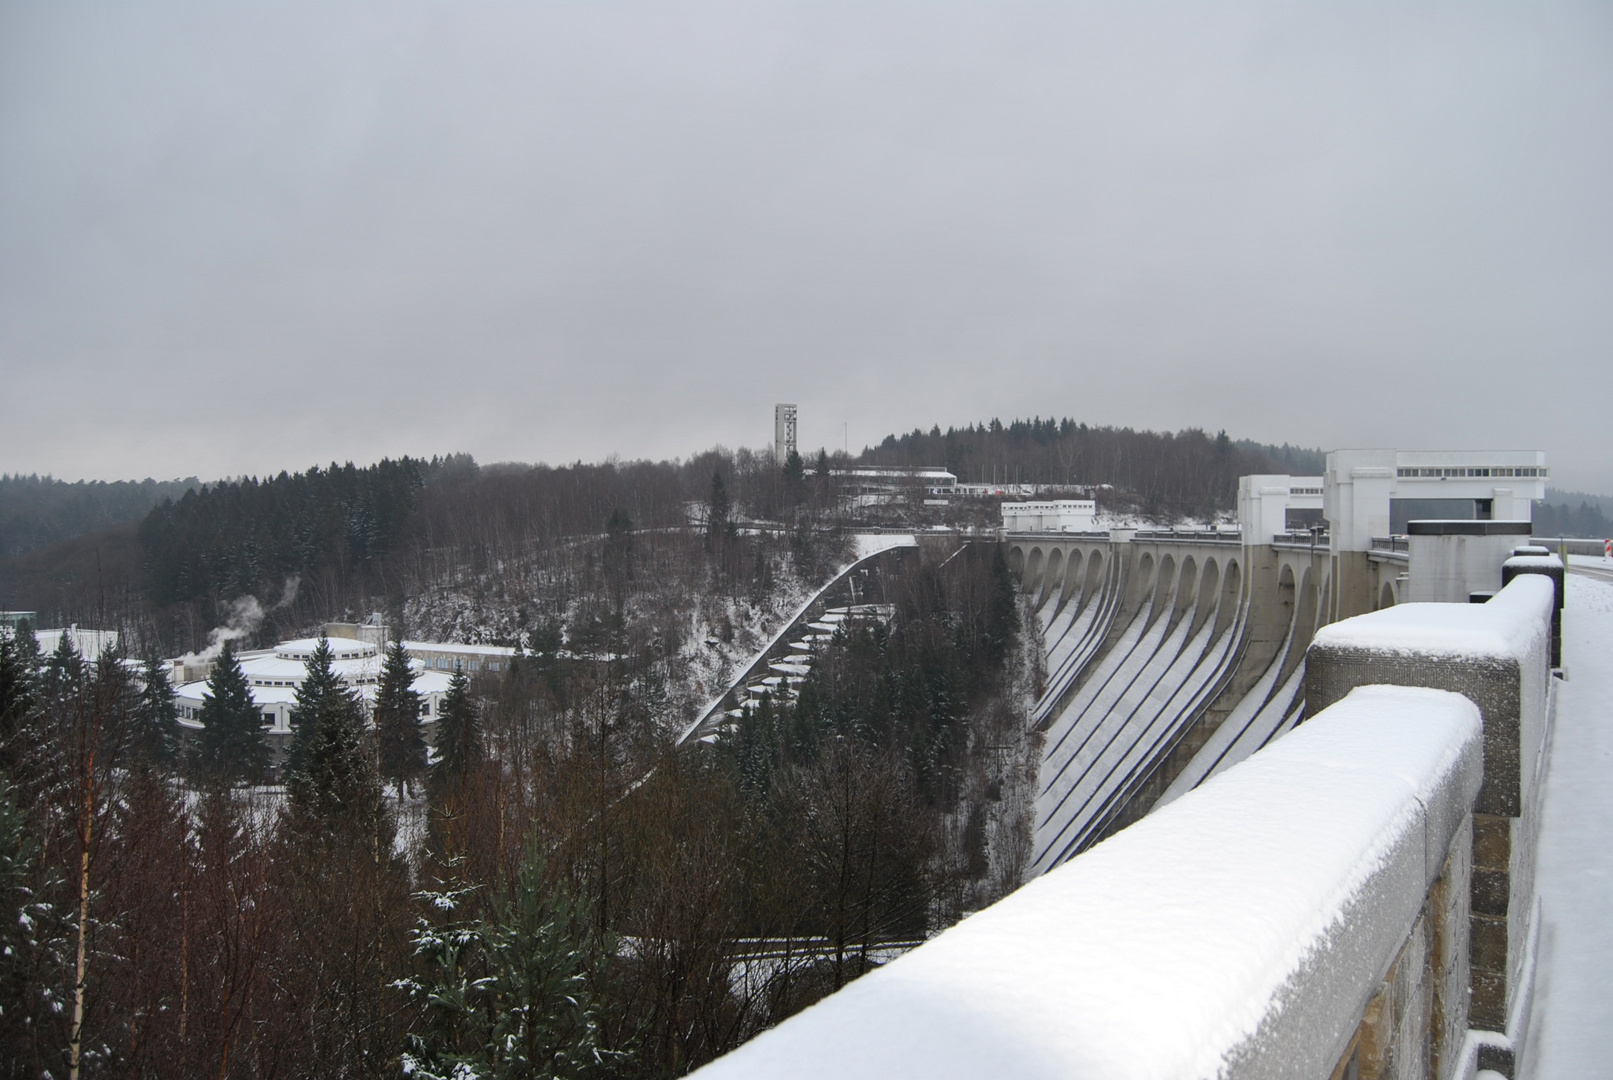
2 2 1610 490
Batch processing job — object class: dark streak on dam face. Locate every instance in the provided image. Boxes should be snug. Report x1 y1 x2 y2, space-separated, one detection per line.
1008 530 1397 872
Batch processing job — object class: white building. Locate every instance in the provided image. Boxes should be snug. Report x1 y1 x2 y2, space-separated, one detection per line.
401 639 518 675
173 637 456 751
1237 476 1325 544
1002 500 1097 533
832 466 958 493
1324 449 1546 553
832 466 958 507
1 614 122 661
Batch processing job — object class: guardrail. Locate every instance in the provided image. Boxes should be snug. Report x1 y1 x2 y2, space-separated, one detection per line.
690 685 1483 1080
1529 536 1609 557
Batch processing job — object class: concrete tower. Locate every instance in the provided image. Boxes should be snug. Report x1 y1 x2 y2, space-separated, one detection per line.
774 404 797 465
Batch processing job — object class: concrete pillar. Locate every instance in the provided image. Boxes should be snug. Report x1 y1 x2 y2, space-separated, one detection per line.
1405 521 1532 604
1501 552 1564 668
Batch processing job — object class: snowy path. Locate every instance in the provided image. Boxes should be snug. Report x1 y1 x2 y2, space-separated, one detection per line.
1521 573 1613 1079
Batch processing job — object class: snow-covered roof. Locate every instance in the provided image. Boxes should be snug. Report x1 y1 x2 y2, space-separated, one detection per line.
275 637 378 661
400 640 517 657
690 685 1482 1080
173 658 453 707
33 627 120 662
1310 573 1553 661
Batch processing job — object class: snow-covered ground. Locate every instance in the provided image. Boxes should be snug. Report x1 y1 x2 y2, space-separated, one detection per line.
1522 572 1613 1079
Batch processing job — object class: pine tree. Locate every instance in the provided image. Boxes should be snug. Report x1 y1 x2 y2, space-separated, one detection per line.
782 448 805 484
375 640 425 800
132 656 179 766
705 471 730 551
42 631 85 710
285 635 342 782
192 640 270 785
0 621 41 776
399 845 632 1080
288 677 383 828
430 666 479 795
478 852 629 1079
0 769 54 1064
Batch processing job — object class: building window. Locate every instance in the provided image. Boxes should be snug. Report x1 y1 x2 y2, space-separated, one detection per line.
263 712 274 726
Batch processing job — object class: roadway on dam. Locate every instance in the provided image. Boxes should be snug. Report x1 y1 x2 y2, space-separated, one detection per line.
1520 572 1613 1079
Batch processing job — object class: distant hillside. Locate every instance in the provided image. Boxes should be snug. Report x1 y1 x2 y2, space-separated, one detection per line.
861 418 1303 518
0 473 199 561
0 520 145 625
1233 440 1327 476
1536 489 1612 539
1544 489 1613 517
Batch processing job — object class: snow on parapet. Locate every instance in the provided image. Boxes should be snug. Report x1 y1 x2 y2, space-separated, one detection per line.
1502 554 1563 571
1311 574 1553 661
690 685 1482 1080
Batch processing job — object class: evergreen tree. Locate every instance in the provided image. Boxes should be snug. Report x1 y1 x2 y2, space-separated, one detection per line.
285 634 342 781
0 622 41 776
41 631 85 710
0 769 55 1065
287 676 383 828
375 640 426 800
399 845 632 1080
476 853 629 1079
782 448 805 484
430 666 479 795
192 640 270 785
705 471 730 551
132 655 179 766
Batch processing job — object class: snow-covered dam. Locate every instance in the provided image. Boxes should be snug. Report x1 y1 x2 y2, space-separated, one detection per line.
1011 530 1342 874
687 451 1574 1080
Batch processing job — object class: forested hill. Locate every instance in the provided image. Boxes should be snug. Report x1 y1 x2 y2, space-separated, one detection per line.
137 456 436 607
0 474 199 561
860 418 1313 518
1534 494 1612 539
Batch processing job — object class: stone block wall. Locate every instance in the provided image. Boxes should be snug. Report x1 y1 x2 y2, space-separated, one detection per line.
1305 575 1554 1078
1332 813 1472 1080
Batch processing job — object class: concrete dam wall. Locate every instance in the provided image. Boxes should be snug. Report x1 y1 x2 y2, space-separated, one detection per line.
1008 533 1385 873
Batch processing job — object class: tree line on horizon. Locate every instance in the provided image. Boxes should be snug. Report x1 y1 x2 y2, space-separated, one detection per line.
13 419 1601 652
861 417 1311 520
1 418 1334 638
0 474 200 562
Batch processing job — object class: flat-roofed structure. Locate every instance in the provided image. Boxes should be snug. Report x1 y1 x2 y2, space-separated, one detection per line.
173 637 454 754
1002 500 1097 533
1322 449 1546 621
832 466 957 493
1237 475 1325 544
1325 449 1546 554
